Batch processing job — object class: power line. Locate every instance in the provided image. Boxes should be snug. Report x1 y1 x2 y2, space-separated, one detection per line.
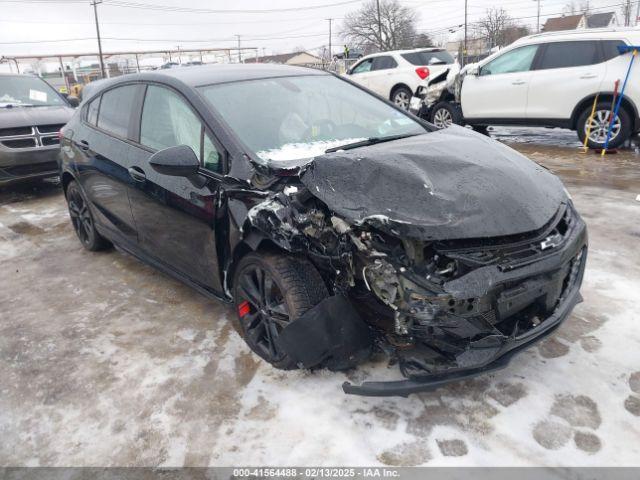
99 0 361 14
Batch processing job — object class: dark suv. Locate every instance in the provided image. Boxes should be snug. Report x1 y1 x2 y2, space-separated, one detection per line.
0 74 76 186
59 64 587 397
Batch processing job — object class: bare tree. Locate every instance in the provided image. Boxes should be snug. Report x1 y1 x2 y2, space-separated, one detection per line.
342 0 418 52
412 33 434 48
620 0 633 26
474 8 512 49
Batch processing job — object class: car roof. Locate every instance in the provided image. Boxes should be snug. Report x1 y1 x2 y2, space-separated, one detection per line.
141 63 326 87
513 27 640 46
362 47 446 59
79 63 329 101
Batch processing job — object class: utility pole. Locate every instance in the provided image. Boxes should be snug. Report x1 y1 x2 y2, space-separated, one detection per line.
326 18 332 61
463 0 468 67
90 0 106 78
236 35 242 63
376 0 382 50
636 0 640 26
534 0 541 33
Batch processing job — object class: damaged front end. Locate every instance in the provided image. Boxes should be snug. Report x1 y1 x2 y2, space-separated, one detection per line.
233 131 588 397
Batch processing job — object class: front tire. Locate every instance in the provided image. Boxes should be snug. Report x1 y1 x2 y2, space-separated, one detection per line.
577 102 632 149
430 101 463 129
232 252 328 370
65 181 111 251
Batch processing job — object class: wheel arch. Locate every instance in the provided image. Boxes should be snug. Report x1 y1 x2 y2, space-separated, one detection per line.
571 93 639 132
61 170 76 197
389 82 412 101
226 230 287 295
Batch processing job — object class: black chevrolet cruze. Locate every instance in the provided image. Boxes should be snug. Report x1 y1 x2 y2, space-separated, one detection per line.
60 64 587 397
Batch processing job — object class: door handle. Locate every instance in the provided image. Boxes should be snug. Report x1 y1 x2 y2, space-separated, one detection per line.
580 73 597 79
512 80 526 85
78 140 90 151
128 166 146 182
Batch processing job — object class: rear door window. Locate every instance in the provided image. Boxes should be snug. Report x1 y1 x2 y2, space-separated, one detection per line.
537 41 599 70
96 85 138 138
371 56 398 71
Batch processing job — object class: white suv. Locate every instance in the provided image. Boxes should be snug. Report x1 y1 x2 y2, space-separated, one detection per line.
345 48 455 109
460 28 640 148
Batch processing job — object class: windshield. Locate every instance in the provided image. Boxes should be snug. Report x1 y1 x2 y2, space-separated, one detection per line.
198 75 427 162
0 76 65 108
401 50 455 66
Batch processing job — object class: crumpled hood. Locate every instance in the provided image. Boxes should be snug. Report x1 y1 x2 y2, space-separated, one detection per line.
0 105 74 129
300 126 567 241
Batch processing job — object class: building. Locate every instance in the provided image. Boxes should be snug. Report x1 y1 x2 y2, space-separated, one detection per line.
586 12 618 28
542 12 617 32
542 14 587 32
245 51 323 67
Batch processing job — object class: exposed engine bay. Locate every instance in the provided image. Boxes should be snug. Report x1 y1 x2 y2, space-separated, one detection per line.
223 128 588 397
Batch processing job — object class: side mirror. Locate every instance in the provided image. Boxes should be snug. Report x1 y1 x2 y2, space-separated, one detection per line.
66 96 80 107
467 65 480 76
149 145 200 177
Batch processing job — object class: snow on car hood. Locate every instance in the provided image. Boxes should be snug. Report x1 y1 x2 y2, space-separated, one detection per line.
300 126 567 241
257 138 366 162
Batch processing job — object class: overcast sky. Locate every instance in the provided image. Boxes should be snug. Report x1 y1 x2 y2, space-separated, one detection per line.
0 0 635 60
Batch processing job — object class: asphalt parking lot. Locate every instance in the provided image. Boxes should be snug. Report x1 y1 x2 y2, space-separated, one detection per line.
1 130 639 466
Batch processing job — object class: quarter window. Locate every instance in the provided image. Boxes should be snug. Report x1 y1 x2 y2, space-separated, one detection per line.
481 45 538 76
371 56 398 71
96 85 138 138
601 40 626 62
86 97 100 126
140 85 221 172
538 41 599 70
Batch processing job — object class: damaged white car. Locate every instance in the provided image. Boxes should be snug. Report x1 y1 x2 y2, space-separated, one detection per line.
60 64 587 397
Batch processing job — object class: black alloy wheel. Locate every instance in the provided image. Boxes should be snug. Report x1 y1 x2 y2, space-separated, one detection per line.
66 181 110 251
233 253 328 369
236 264 291 366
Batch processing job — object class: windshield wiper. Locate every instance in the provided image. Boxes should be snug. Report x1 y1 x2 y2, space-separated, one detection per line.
0 103 34 108
325 133 422 153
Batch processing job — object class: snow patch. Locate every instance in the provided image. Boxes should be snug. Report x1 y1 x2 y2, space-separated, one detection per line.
257 138 366 162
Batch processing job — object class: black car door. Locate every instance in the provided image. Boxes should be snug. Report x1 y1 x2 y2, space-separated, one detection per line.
73 84 144 245
126 83 225 293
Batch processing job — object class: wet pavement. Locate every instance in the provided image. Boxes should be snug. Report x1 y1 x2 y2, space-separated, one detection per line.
0 131 639 466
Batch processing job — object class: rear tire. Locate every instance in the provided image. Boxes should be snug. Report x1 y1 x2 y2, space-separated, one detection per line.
391 86 413 110
577 102 632 149
65 181 111 251
232 252 328 370
429 101 464 129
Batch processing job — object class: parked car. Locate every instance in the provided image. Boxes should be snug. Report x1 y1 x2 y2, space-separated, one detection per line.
345 48 455 109
160 62 180 70
422 28 640 149
0 74 77 186
59 64 587 396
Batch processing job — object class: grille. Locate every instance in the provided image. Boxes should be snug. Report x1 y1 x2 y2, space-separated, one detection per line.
2 138 37 148
41 137 60 146
0 124 60 149
36 124 64 134
0 126 33 137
